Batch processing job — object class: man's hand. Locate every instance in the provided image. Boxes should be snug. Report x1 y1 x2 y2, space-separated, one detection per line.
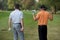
20 27 24 32
21 18 24 32
8 27 11 31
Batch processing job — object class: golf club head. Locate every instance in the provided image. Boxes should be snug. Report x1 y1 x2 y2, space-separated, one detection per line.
32 10 36 15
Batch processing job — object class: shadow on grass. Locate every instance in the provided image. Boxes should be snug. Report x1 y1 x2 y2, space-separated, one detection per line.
0 29 13 40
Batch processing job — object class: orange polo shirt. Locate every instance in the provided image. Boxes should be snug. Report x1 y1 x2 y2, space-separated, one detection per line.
36 10 50 25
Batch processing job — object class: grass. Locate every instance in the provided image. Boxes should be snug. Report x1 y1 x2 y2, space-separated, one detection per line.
0 11 60 40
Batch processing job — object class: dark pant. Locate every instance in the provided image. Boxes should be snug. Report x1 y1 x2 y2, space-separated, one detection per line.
38 25 47 40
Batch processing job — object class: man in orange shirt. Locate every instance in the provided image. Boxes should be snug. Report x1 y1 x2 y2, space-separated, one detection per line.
33 5 53 40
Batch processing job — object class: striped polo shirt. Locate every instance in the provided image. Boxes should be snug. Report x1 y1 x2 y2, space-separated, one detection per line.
9 9 23 23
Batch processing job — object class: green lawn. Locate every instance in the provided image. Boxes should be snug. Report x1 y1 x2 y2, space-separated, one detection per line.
0 11 60 40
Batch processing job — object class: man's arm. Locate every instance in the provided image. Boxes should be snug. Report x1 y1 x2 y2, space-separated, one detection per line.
33 14 36 21
8 18 12 31
20 18 24 31
49 13 53 21
33 13 39 21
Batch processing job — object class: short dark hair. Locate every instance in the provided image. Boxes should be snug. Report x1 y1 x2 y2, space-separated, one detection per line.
40 5 47 10
15 4 20 9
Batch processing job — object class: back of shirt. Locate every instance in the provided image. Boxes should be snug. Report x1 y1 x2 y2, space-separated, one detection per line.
9 9 23 23
36 11 49 25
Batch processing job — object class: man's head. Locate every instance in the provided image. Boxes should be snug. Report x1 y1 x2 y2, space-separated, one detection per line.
14 4 20 9
40 5 47 10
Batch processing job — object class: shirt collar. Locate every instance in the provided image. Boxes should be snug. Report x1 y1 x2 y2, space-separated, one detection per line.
15 9 19 11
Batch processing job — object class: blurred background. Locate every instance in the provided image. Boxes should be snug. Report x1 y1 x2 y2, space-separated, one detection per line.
0 0 60 40
0 0 60 11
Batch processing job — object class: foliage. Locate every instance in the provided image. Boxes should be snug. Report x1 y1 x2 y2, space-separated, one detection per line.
22 0 35 10
0 0 60 10
7 0 14 9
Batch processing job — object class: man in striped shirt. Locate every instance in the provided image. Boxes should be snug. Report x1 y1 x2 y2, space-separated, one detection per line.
8 4 24 40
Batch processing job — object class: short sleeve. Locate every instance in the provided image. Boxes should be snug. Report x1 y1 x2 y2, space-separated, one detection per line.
9 13 12 19
20 12 23 19
9 12 13 19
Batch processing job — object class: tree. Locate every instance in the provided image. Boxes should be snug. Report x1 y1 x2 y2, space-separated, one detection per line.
22 0 35 10
50 0 60 14
37 0 60 14
0 0 4 10
7 0 23 10
7 0 14 10
3 0 7 10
